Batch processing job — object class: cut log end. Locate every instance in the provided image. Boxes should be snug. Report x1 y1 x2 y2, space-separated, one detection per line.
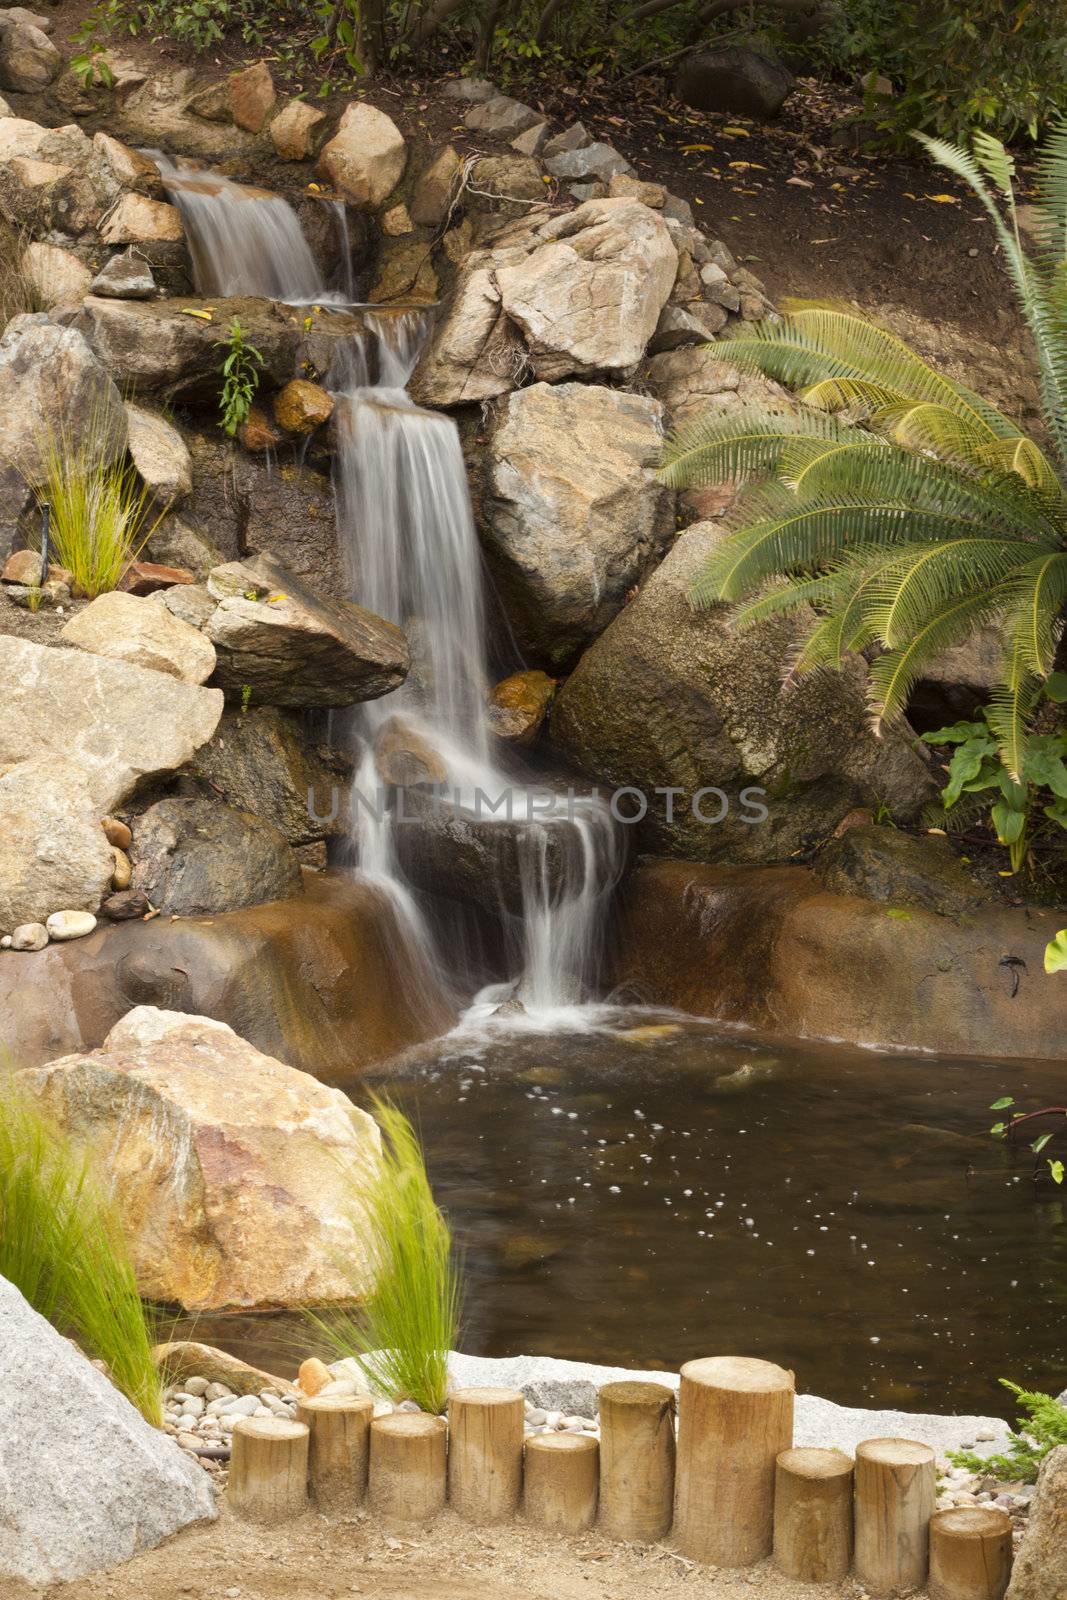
227 1416 309 1524
370 1411 448 1525
524 1433 599 1534
448 1386 525 1525
929 1506 1013 1600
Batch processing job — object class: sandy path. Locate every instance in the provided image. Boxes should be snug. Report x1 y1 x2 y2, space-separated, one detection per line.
21 1503 872 1600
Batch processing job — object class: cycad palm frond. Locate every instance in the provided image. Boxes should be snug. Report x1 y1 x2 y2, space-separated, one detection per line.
660 126 1067 770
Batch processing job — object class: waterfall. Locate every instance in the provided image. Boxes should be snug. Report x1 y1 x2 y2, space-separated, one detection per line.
331 315 623 1017
151 163 622 1016
151 153 339 303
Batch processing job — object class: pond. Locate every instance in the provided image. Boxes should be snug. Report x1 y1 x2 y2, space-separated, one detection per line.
186 1013 1066 1419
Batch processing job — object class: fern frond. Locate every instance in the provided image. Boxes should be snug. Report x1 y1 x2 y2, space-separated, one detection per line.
658 406 862 489
1000 550 1067 675
728 573 838 627
987 644 1043 779
868 591 1006 728
859 539 1029 649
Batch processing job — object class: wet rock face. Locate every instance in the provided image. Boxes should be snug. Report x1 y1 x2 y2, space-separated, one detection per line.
0 871 454 1074
130 795 302 915
194 705 351 846
613 859 1066 1060
814 825 991 919
0 1274 216 1587
483 382 673 669
19 1007 383 1312
550 522 936 863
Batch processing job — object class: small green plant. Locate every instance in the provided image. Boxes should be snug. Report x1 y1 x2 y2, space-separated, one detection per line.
949 1382 1067 1481
240 682 252 715
989 1096 1066 1186
0 1079 162 1424
37 412 158 599
218 317 264 437
921 702 1067 874
1047 929 1067 973
306 1098 461 1415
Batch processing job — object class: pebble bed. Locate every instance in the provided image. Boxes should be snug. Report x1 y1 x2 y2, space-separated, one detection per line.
163 1362 1035 1549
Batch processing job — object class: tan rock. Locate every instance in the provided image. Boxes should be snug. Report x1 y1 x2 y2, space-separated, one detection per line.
18 1007 383 1312
60 591 216 685
318 101 406 209
270 98 326 161
229 60 275 133
2 549 43 585
20 242 91 308
488 670 555 746
381 201 413 236
110 846 132 890
297 1357 332 1397
411 144 462 229
122 561 196 596
125 402 193 506
100 193 184 245
272 378 334 436
153 1340 298 1397
91 131 164 200
370 236 437 305
102 816 132 850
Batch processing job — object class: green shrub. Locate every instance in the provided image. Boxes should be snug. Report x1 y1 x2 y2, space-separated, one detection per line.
218 317 264 438
0 1079 162 1425
306 1098 461 1415
37 410 158 598
949 1381 1067 1482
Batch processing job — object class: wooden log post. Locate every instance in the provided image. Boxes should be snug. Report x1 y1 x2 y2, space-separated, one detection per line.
228 1416 309 1522
524 1434 599 1533
597 1381 676 1542
296 1394 374 1512
854 1437 936 1596
369 1412 448 1524
928 1507 1013 1600
447 1387 525 1524
674 1355 794 1566
773 1447 854 1583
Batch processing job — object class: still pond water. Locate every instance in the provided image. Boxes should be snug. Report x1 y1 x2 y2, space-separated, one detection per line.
192 1014 1067 1419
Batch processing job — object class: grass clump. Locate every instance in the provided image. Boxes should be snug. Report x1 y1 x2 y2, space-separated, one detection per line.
948 1380 1067 1483
36 411 158 599
307 1098 461 1415
0 1078 163 1425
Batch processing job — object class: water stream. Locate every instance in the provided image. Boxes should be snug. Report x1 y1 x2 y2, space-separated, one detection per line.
157 160 624 1017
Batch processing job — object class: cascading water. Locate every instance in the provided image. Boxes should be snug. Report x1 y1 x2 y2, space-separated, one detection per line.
151 153 350 304
154 162 622 1016
330 314 623 1017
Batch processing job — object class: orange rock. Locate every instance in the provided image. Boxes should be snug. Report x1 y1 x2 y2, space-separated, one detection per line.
229 60 276 134
120 561 196 596
238 406 282 454
272 379 334 436
297 1357 333 1397
102 816 132 851
488 670 556 747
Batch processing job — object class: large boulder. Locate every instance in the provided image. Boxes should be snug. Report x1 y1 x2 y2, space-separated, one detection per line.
0 314 126 542
58 296 319 401
204 554 409 708
814 824 990 919
614 859 1067 1059
0 871 453 1072
129 795 302 914
19 1007 384 1311
0 758 114 932
193 705 350 845
60 590 216 685
644 344 786 430
675 46 795 119
483 382 672 667
495 198 677 380
0 1275 215 1587
1007 1445 1067 1600
318 101 407 209
0 636 223 812
0 10 60 92
113 68 260 163
20 241 91 308
550 522 935 862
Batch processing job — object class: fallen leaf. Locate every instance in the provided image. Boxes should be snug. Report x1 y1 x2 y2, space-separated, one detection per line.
925 192 959 203
179 307 214 320
721 125 750 137
787 177 814 188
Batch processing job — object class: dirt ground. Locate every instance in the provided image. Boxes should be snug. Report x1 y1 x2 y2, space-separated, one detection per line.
19 1501 876 1600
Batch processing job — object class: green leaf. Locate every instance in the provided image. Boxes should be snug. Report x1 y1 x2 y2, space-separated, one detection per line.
1046 672 1067 703
922 720 986 745
991 798 1027 845
1032 1132 1054 1153
990 1096 1015 1110
1044 929 1067 973
1050 1160 1065 1184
